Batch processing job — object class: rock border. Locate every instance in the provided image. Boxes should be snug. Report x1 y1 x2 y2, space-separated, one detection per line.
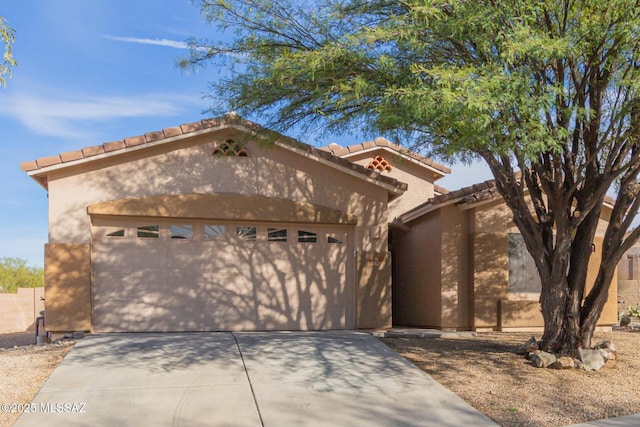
517 336 617 371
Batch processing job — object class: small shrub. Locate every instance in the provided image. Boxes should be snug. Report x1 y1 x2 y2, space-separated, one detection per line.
628 305 640 318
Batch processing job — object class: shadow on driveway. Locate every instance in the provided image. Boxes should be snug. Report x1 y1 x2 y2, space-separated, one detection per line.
15 331 497 426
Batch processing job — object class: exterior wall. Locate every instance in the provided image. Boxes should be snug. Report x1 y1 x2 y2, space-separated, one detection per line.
470 200 618 331
47 134 388 253
356 251 392 328
45 243 98 333
392 210 443 327
42 131 393 331
617 244 640 315
498 300 542 329
0 287 44 333
440 204 469 330
393 204 469 330
472 231 509 329
346 149 439 219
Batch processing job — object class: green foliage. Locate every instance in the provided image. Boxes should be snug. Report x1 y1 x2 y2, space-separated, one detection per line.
183 0 640 351
0 258 43 293
182 1 640 159
0 16 16 88
628 305 640 318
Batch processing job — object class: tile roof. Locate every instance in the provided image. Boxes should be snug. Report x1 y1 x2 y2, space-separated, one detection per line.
320 138 451 176
433 184 450 196
430 179 500 206
21 114 408 193
400 177 617 222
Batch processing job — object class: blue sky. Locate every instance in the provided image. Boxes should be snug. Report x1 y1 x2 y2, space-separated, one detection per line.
0 1 491 268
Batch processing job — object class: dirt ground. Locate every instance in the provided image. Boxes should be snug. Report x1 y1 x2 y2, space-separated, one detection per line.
1 330 638 427
382 330 640 427
0 332 74 427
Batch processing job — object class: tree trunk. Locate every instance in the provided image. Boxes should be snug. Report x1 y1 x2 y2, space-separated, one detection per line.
538 273 582 357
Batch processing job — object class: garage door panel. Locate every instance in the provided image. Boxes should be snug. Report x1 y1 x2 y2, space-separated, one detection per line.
92 221 352 332
93 270 168 302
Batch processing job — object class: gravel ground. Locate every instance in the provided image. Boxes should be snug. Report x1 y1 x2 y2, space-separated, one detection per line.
382 330 640 427
0 332 74 427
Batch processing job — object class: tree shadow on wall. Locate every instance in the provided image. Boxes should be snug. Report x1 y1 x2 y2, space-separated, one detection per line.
48 126 390 334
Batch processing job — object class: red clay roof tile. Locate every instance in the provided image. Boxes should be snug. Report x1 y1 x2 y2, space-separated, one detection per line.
144 131 164 142
82 145 105 157
36 155 62 168
124 135 147 147
180 121 203 133
60 150 84 162
362 141 376 149
21 114 408 193
163 126 183 138
330 147 350 157
20 161 38 172
103 141 126 152
323 138 451 175
201 118 221 128
347 144 364 153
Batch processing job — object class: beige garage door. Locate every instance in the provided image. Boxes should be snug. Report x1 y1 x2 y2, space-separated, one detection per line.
91 218 353 332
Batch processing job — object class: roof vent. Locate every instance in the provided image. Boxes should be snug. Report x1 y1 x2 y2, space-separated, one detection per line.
366 155 392 172
212 139 249 157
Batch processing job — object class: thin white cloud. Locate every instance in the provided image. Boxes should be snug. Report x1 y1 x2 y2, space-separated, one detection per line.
104 35 191 50
0 91 198 139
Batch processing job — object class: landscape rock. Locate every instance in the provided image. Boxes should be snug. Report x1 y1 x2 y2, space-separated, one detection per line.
517 336 539 355
594 341 616 353
530 350 556 368
598 348 613 361
620 315 631 327
552 356 576 369
579 348 606 371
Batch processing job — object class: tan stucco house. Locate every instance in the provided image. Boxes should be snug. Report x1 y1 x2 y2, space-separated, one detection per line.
21 115 618 333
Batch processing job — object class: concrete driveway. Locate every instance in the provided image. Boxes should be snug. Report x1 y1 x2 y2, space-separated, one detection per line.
15 332 497 426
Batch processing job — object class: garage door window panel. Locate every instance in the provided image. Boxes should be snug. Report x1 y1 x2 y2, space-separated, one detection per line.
137 225 160 238
106 229 126 238
298 230 317 243
171 224 193 240
237 226 257 241
204 225 226 241
327 234 344 244
268 228 288 242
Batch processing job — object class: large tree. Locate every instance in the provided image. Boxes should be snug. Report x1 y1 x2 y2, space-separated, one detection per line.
181 0 640 356
0 16 16 87
0 258 43 293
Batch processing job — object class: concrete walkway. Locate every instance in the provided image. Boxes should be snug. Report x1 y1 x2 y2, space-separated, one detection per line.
565 414 640 427
15 331 496 426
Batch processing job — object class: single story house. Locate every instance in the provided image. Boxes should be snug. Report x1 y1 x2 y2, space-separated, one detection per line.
21 114 618 333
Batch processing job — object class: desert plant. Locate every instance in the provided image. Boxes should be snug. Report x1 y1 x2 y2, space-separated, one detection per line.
628 305 640 318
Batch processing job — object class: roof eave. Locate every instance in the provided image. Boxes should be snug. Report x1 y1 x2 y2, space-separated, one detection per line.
275 141 407 197
340 146 450 179
23 117 407 197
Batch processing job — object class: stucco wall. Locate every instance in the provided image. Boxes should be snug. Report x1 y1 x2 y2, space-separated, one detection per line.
47 133 389 253
347 149 438 219
471 201 618 330
356 251 392 329
0 287 44 333
440 205 469 330
617 244 640 315
472 231 509 329
44 244 91 332
41 130 395 331
392 210 443 327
